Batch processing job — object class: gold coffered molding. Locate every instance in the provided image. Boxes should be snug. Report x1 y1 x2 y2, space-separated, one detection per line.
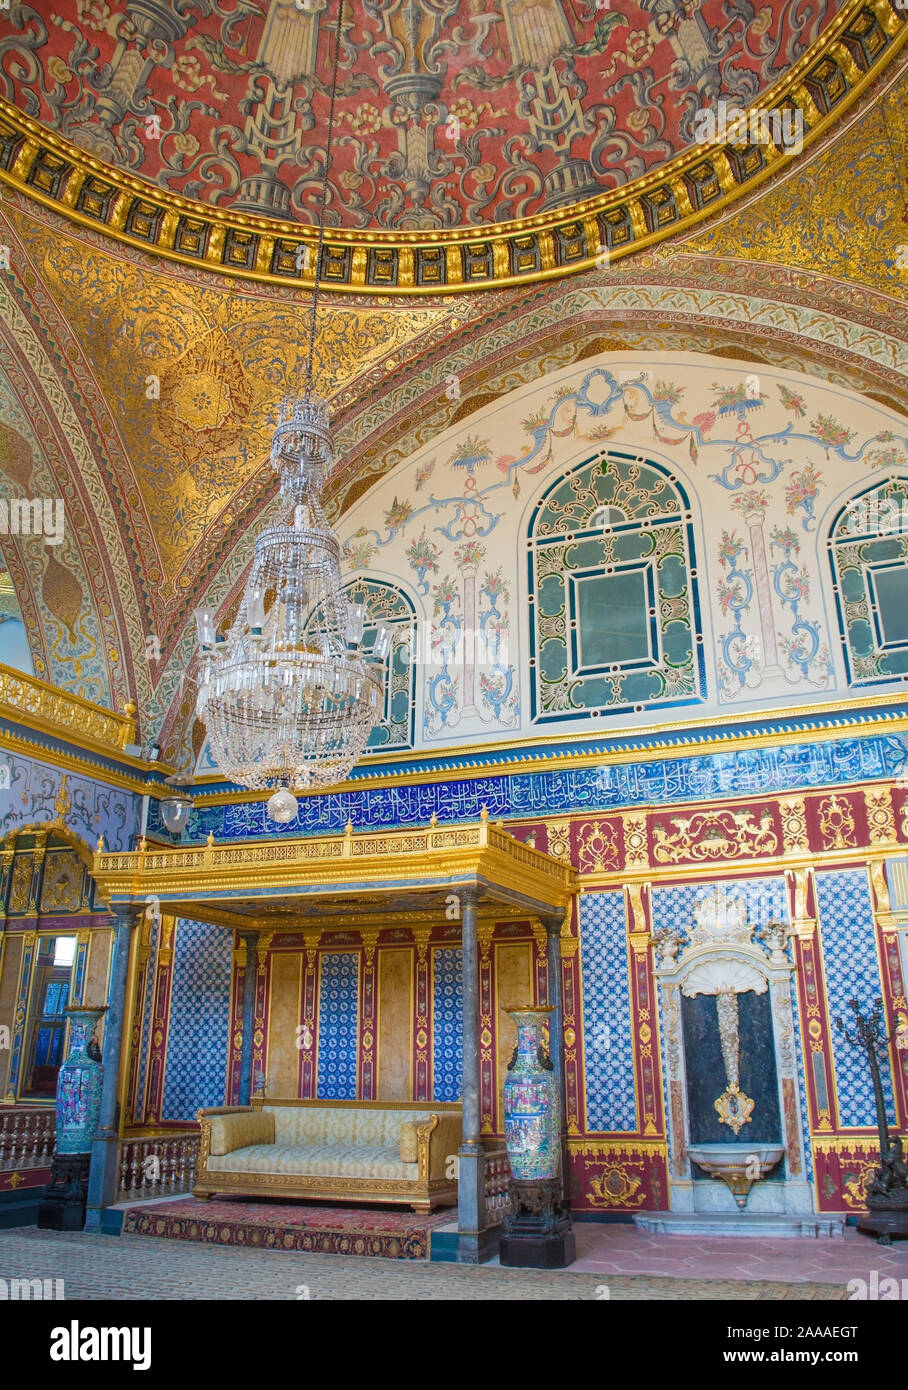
0 0 904 294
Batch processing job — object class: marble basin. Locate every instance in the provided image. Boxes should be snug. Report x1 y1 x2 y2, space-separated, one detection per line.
688 1143 785 1208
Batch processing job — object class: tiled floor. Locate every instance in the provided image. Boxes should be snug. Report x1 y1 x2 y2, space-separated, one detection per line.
563 1221 908 1285
0 1227 850 1300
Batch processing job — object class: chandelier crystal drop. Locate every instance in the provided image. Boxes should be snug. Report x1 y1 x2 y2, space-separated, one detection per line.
195 395 391 816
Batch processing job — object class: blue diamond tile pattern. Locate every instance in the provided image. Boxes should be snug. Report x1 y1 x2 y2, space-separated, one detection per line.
580 891 636 1132
815 869 894 1128
432 948 462 1102
317 952 359 1100
650 875 789 941
162 919 232 1122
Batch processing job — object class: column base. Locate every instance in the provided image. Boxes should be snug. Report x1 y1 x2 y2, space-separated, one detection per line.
857 1211 908 1241
499 1178 576 1269
499 1230 577 1269
457 1226 501 1264
37 1152 91 1232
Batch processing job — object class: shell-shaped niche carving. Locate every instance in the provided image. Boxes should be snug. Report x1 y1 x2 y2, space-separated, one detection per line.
681 955 767 998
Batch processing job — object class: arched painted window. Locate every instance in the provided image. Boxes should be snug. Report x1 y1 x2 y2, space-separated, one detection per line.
527 449 704 722
343 577 416 749
0 570 34 675
829 478 908 685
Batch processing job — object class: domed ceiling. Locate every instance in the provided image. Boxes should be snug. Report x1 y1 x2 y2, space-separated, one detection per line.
1 0 903 289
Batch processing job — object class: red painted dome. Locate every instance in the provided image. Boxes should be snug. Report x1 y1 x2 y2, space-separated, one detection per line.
2 0 842 230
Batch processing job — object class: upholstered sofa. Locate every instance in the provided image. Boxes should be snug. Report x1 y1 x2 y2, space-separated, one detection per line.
194 1097 461 1211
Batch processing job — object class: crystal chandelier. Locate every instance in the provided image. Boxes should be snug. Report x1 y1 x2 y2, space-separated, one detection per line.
193 2 390 824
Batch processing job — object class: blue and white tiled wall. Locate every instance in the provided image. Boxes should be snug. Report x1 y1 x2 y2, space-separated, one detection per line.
316 952 360 1100
162 918 232 1121
815 868 895 1128
579 891 636 1132
431 947 462 1102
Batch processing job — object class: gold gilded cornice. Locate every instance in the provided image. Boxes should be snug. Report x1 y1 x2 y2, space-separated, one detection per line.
91 817 577 925
0 663 136 759
1 0 904 295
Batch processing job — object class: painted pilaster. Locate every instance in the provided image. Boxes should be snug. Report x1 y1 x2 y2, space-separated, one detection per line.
626 883 660 1137
239 929 259 1105
228 937 244 1104
457 887 488 1262
787 868 835 1134
72 928 91 1005
27 832 47 917
544 914 570 1191
124 917 153 1123
298 930 319 1099
253 932 272 1093
560 924 583 1136
413 928 431 1101
143 915 175 1123
359 932 379 1100
85 903 141 1228
868 858 908 1126
478 920 494 1134
4 930 37 1102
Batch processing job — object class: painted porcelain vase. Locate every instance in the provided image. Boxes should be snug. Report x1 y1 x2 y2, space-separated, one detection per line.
55 1007 106 1155
503 1006 560 1182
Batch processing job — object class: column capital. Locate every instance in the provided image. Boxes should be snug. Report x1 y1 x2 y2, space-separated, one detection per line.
110 902 144 929
459 886 480 912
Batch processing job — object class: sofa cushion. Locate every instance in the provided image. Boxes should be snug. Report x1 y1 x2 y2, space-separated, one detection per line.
266 1106 436 1149
399 1121 418 1164
208 1110 275 1156
207 1142 418 1182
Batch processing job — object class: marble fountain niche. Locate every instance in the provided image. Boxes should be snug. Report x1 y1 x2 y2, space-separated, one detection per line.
636 884 842 1236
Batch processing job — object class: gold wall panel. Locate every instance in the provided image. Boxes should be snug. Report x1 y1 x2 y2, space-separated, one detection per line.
84 930 111 1047
377 949 414 1103
0 936 22 1098
685 74 908 300
266 953 304 1098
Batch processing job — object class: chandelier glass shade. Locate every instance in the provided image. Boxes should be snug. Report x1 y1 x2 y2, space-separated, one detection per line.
195 395 390 805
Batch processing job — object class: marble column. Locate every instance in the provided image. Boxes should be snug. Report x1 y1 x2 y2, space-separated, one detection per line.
84 903 141 1230
238 931 259 1106
457 888 487 1262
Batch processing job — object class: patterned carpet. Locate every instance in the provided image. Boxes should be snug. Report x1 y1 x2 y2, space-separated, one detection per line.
122 1198 453 1260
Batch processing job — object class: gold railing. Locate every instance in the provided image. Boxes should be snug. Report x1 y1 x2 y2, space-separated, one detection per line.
0 664 137 755
117 1132 200 1201
95 814 575 888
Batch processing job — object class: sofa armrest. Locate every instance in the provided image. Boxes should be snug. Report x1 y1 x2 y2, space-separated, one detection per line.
416 1113 462 1182
197 1106 275 1158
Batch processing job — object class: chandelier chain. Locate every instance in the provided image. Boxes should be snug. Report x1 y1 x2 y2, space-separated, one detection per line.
304 0 346 397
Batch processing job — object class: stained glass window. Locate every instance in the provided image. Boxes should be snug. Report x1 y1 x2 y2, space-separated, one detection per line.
527 449 704 722
829 479 908 685
343 578 416 749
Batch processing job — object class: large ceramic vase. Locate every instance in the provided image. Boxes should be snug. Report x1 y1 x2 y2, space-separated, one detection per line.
55 1006 106 1154
503 1006 560 1182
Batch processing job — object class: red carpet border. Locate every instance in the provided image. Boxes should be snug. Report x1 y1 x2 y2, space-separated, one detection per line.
122 1198 452 1260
